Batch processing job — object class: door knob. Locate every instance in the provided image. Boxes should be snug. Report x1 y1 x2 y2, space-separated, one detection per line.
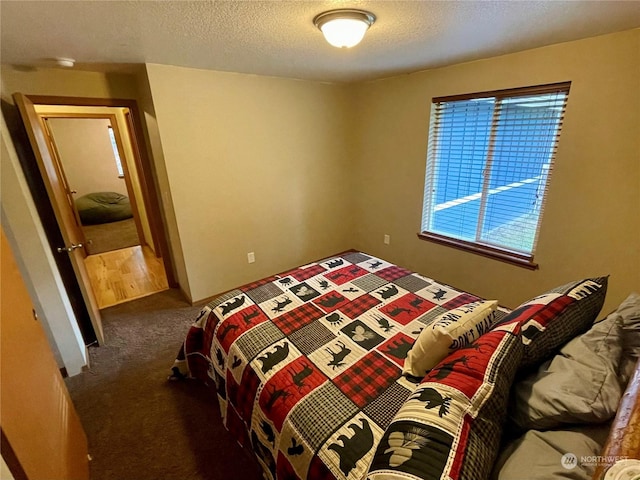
57 243 84 253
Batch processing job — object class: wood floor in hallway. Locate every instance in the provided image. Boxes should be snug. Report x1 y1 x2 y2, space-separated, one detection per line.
84 245 169 309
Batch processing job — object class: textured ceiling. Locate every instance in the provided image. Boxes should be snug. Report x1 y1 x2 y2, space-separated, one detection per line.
1 1 640 83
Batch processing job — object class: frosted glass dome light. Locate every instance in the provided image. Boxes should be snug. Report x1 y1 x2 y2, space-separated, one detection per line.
314 9 376 49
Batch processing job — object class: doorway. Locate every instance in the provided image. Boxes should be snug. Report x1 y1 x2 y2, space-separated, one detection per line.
9 94 177 344
36 105 170 309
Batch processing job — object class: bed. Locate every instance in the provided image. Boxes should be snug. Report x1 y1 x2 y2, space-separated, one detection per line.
171 251 640 480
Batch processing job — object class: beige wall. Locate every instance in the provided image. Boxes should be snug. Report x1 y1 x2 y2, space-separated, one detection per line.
135 67 189 293
46 117 127 197
350 29 640 315
146 64 354 302
1 66 138 101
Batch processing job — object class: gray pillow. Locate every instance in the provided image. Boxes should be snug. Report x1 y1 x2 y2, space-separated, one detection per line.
491 423 610 480
509 311 622 430
615 292 640 385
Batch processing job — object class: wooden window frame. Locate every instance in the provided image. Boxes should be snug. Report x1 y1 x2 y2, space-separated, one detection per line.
418 82 571 269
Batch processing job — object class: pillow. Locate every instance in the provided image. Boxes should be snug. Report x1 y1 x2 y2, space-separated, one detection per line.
509 310 622 430
403 300 499 377
491 423 610 480
497 277 608 369
614 292 640 385
368 321 523 480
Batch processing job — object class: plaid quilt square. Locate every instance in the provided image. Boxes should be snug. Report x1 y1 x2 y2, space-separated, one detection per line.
234 321 286 362
351 274 388 293
289 321 336 356
246 282 285 304
442 292 481 310
341 294 381 319
375 265 411 282
362 381 413 429
416 305 448 326
332 351 401 408
289 381 358 451
285 264 327 281
341 252 372 264
393 274 432 293
272 303 325 336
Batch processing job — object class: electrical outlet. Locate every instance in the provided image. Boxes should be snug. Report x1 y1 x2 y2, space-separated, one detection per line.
247 252 255 264
384 234 390 245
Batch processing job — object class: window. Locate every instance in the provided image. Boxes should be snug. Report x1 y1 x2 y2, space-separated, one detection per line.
419 82 570 268
108 125 125 178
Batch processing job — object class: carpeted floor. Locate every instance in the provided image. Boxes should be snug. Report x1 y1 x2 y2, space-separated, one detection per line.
65 289 263 480
83 218 140 255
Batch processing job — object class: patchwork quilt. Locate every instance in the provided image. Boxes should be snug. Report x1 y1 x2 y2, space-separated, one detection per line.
172 251 504 480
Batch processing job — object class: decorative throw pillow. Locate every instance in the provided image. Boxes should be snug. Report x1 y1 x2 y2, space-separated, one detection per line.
368 321 523 480
403 300 499 377
497 277 608 369
509 310 622 430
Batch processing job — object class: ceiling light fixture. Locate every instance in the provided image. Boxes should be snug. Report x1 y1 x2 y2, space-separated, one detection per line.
55 57 75 68
313 9 376 48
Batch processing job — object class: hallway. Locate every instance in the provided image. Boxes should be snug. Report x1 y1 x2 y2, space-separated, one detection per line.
84 245 169 309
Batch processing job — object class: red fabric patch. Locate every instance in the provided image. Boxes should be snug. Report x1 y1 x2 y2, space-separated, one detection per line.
422 328 509 399
442 292 481 310
376 265 412 282
378 332 415 366
313 292 348 313
259 359 327 431
380 293 433 325
333 351 400 408
532 295 574 327
342 294 382 319
277 450 302 480
323 265 368 285
448 412 472 479
272 303 325 335
216 305 269 351
237 366 261 422
308 454 338 480
281 264 327 282
225 404 250 449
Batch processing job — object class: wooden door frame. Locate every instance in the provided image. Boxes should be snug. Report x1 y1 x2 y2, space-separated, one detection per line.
26 95 177 288
40 113 148 253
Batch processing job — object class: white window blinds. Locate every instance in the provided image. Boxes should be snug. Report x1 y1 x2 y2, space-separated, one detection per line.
421 82 570 261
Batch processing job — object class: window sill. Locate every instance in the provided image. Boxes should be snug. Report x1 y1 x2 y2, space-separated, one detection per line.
417 232 539 270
